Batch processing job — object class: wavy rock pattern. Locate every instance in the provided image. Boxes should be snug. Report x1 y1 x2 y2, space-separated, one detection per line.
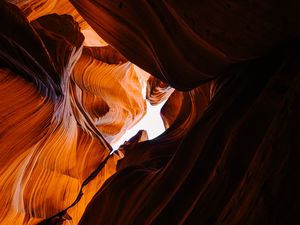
146 76 174 106
78 43 300 225
0 2 120 225
69 1 300 225
1 0 300 225
70 0 300 90
72 48 147 143
8 0 107 47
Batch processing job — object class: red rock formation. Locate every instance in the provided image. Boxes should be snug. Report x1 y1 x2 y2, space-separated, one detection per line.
1 0 300 225
0 2 120 224
70 0 300 90
69 1 300 225
146 76 174 106
78 43 300 225
72 47 147 143
8 0 107 46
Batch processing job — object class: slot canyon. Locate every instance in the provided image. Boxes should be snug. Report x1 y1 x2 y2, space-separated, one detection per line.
0 0 299 224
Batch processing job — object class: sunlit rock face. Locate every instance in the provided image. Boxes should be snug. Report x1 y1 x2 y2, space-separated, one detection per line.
8 0 107 47
73 48 147 143
146 76 174 106
1 0 300 225
0 1 124 224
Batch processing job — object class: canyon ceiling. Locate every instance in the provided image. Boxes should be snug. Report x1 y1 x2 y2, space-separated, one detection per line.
0 0 300 225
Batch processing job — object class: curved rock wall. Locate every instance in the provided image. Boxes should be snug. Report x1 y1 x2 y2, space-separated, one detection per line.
1 1 300 225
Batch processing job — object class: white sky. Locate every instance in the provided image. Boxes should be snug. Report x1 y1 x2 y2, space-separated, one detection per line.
111 100 166 150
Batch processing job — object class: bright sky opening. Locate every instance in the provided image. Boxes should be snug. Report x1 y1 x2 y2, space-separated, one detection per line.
111 99 167 150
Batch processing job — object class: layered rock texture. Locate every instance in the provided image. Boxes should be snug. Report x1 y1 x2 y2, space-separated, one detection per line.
1 0 300 225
